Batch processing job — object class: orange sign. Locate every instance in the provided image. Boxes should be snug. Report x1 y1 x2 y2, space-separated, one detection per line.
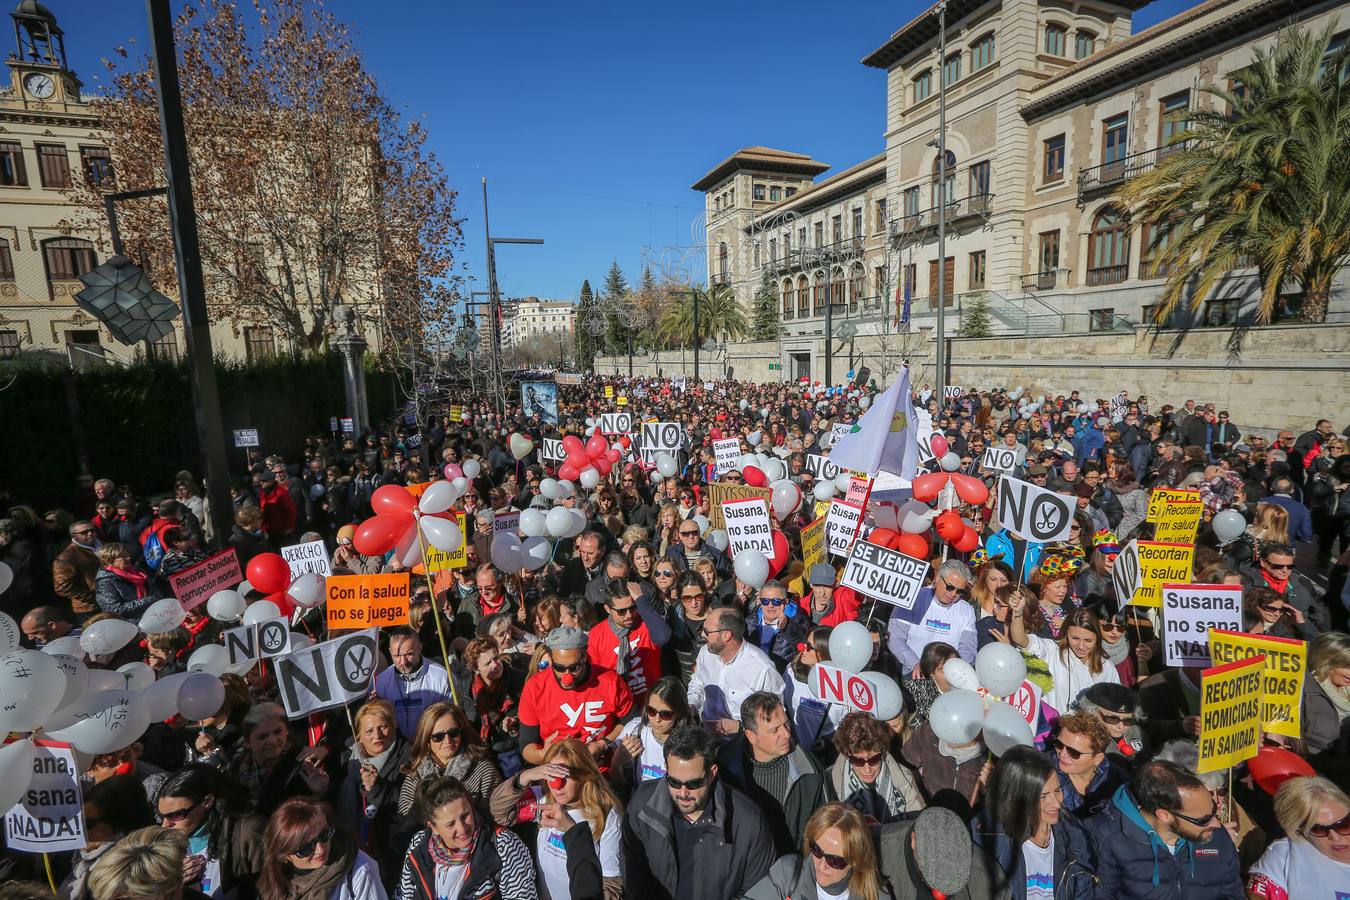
326 573 411 630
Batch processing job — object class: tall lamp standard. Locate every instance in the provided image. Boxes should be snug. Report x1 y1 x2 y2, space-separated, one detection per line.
481 178 543 414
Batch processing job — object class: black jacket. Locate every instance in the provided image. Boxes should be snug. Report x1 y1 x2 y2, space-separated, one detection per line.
396 824 537 900
715 738 827 855
971 812 1096 900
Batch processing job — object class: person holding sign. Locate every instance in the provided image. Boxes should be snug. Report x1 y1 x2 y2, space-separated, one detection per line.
1007 594 1119 716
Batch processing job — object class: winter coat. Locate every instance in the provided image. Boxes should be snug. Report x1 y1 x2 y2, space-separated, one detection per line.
716 737 827 855
1301 677 1350 785
746 854 896 900
337 737 411 877
665 542 731 579
1237 561 1326 632
396 824 538 900
744 607 811 672
972 812 1096 900
878 817 1006 900
824 753 925 824
94 567 160 618
53 542 100 617
900 719 986 804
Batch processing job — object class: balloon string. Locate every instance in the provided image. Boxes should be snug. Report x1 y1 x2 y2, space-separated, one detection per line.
43 853 56 893
415 524 458 707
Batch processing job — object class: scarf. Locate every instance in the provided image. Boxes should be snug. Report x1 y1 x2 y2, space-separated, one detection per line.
1259 568 1289 594
471 674 514 743
845 760 909 818
1102 635 1131 667
478 591 505 617
67 839 118 900
428 826 478 868
1318 677 1350 722
106 565 148 598
284 833 357 900
609 619 632 676
938 739 984 765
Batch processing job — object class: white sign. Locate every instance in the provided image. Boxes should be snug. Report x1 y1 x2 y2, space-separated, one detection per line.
982 446 1018 473
406 433 423 449
811 663 877 713
281 540 331 579
232 428 259 448
1002 680 1043 724
223 617 292 665
341 417 355 434
1111 539 1141 610
839 540 930 611
1109 391 1128 416
4 740 85 853
274 628 379 719
492 511 521 535
1161 583 1244 667
601 412 633 434
944 386 963 399
806 453 840 482
721 498 773 558
713 438 741 477
541 438 565 462
329 417 339 432
996 475 1074 543
640 421 683 464
825 500 866 557
830 423 855 445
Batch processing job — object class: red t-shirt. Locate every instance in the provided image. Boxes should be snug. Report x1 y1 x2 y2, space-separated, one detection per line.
588 621 662 701
518 666 634 743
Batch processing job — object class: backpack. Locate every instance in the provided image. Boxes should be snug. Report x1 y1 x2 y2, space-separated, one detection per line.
142 529 166 572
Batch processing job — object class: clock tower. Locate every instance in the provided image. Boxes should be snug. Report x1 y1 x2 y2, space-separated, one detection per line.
7 0 81 108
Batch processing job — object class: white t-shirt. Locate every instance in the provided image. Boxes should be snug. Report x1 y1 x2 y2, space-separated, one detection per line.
536 805 622 900
619 719 667 783
902 595 976 665
1021 835 1055 900
434 862 469 900
1248 837 1350 900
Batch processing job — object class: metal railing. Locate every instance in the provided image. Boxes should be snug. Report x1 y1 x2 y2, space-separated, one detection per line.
1077 141 1192 198
890 193 994 242
1086 264 1129 286
1020 269 1064 292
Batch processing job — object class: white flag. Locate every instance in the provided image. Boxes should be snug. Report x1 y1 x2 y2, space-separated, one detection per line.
828 367 920 481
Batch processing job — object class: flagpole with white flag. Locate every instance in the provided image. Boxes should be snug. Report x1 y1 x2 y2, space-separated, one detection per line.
828 366 920 480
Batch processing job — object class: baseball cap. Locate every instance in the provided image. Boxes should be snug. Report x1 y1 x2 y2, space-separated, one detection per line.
808 563 837 587
544 626 588 651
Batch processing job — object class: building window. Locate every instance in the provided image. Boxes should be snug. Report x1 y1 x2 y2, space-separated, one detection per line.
1140 304 1161 326
969 160 991 198
928 257 955 306
0 237 13 280
769 238 777 262
36 143 70 188
849 266 863 312
903 186 921 217
943 52 962 87
80 146 113 187
42 237 95 282
0 329 18 360
784 232 791 256
0 141 27 186
752 183 765 201
714 197 720 211
930 151 956 208
244 325 277 362
782 281 793 319
146 331 179 362
875 198 887 231
969 251 986 290
769 186 781 201
873 265 888 307
812 279 826 315
1139 220 1174 279
813 223 823 247
904 263 917 298
1103 113 1129 165
852 207 863 238
1087 208 1130 285
1088 308 1115 331
1159 91 1190 149
718 242 728 277
798 226 807 249
785 187 797 198
797 276 809 317
913 69 932 102
1204 299 1241 326
1074 30 1096 60
1038 230 1060 288
1043 134 1065 181
971 32 995 71
1044 23 1067 57
831 215 842 244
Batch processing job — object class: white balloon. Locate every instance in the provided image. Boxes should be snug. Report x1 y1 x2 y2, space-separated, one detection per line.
0 739 36 814
939 452 962 472
49 690 152 754
237 579 255 596
43 635 84 658
241 600 282 626
420 516 464 553
288 573 325 609
187 643 228 677
834 471 853 492
521 536 552 571
928 689 986 745
138 598 187 635
0 610 19 653
706 529 729 551
546 506 574 538
861 671 904 721
760 407 770 419
732 549 770 590
746 431 762 447
770 479 801 521
579 467 601 489
509 432 534 460
0 561 12 596
975 642 1028 697
565 508 589 538
942 658 982 692
899 499 933 534
813 480 837 501
451 476 469 496
491 533 524 572
142 672 191 721
556 480 575 498
656 455 678 478
519 508 547 538
739 454 758 471
81 618 139 656
649 471 664 484
87 668 128 693
51 654 88 712
827 621 872 674
739 398 750 410
858 396 871 410
418 480 458 514
117 661 156 692
1212 509 1246 543
206 589 247 622
539 478 561 500
461 459 481 479
692 514 711 536
982 699 1035 757
177 672 225 721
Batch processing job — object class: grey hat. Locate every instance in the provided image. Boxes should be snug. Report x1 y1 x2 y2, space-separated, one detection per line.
808 563 837 587
544 625 588 651
911 806 973 895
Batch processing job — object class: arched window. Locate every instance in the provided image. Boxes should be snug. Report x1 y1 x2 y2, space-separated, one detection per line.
1044 23 1067 57
812 273 826 315
42 237 96 283
1074 30 1096 60
831 267 846 312
1088 208 1130 285
796 275 810 318
782 279 794 319
849 265 864 312
930 151 957 208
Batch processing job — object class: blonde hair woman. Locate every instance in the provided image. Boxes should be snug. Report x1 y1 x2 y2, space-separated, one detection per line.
1232 502 1290 566
1303 631 1350 757
745 802 891 900
88 826 189 900
1247 776 1350 897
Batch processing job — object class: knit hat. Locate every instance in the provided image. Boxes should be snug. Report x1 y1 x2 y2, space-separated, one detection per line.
1092 529 1120 556
911 806 973 896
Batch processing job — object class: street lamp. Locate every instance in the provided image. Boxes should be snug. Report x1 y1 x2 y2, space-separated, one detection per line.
481 177 543 414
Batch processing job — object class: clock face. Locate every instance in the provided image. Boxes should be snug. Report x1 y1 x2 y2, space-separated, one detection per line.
24 73 55 100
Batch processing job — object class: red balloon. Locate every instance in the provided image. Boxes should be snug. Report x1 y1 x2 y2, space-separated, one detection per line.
896 532 929 559
246 552 292 595
867 528 903 551
562 435 585 454
586 434 609 459
618 435 632 449
371 484 415 517
594 457 613 476
353 513 408 556
952 525 980 553
934 509 964 542
558 462 580 481
567 449 591 469
606 448 621 463
743 466 768 488
950 473 990 505
930 434 950 458
1248 746 1315 795
768 529 790 576
266 591 295 617
911 472 950 504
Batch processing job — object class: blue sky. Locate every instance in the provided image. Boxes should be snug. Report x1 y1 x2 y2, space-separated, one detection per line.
59 0 1191 305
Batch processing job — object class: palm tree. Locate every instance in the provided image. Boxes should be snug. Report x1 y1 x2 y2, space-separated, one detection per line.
656 284 747 348
1120 22 1350 324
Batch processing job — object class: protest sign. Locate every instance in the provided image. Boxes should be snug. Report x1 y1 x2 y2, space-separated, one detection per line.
329 416 339 432
1002 680 1044 725
274 628 379 719
839 539 929 611
169 548 243 611
281 540 331 580
616 395 628 406
1160 583 1243 667
448 404 462 422
830 423 854 445
3 739 84 853
1197 655 1264 774
604 385 614 399
916 433 937 465
326 573 411 630
713 438 741 477
708 482 774 531
600 411 633 434
825 500 866 557
1209 629 1307 738
944 386 963 399
844 475 871 507
981 446 1018 473
423 512 467 573
640 421 683 464
223 616 292 666
996 475 1073 542
541 438 564 462
812 663 877 713
722 497 773 558
232 428 259 448
406 433 423 449
806 453 840 482
555 373 582 386
1109 391 1128 416
1147 490 1204 544
1111 539 1141 610
801 517 826 578
340 417 355 433
1134 541 1195 607
492 510 520 535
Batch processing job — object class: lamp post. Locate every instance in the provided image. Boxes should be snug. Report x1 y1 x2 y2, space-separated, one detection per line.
934 0 949 402
481 178 543 415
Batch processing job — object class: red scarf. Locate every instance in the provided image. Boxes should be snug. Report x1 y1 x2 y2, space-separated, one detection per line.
1260 568 1289 594
107 565 148 598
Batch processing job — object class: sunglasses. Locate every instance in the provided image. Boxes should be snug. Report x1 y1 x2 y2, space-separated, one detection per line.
294 825 336 858
655 570 677 578
608 604 638 616
1168 804 1217 827
848 753 883 768
552 661 586 675
159 798 203 823
760 596 786 607
645 705 677 721
1264 562 1294 571
680 530 700 537
810 840 849 871
430 727 462 743
1100 622 1125 633
1305 812 1350 838
725 476 744 483
1054 737 1093 760
1099 712 1135 726
1258 602 1285 613
666 774 708 791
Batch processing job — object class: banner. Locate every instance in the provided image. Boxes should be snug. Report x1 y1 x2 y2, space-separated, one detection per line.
555 373 582 386
812 663 877 713
521 381 558 424
839 539 929 611
801 517 826 581
981 446 1018 473
721 497 772 558
1209 629 1307 738
713 438 741 477
3 739 85 853
1197 655 1264 774
232 428 259 448
1134 541 1195 607
423 512 467 573
274 628 379 719
541 438 565 462
640 421 683 464
281 540 331 580
708 482 774 531
825 500 866 557
169 548 243 611
600 411 633 434
806 453 840 482
223 617 292 666
1160 583 1244 667
448 404 463 422
1147 488 1204 543
326 573 411 630
996 475 1073 542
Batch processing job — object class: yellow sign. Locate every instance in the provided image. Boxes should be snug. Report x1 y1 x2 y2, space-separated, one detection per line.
617 395 628 406
1147 488 1203 544
326 573 411 630
814 499 830 519
1198 655 1264 774
1209 629 1307 737
448 405 463 423
604 386 614 399
422 513 468 574
707 482 774 531
1134 541 1194 607
801 516 826 578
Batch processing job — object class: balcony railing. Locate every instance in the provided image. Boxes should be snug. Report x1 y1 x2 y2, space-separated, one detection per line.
890 194 994 242
1086 264 1128 286
761 236 865 276
1021 269 1062 292
1078 141 1192 199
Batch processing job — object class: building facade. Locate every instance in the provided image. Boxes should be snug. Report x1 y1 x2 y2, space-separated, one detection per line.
506 296 575 346
695 0 1347 381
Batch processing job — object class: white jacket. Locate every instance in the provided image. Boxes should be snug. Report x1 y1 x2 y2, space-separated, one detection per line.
329 851 388 900
1024 633 1120 714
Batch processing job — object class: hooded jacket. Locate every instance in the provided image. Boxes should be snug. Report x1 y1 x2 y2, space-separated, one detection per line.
1083 785 1243 899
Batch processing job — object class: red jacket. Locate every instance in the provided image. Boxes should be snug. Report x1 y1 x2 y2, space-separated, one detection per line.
257 483 297 535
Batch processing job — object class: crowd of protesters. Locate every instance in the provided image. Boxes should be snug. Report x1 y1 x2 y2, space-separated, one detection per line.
0 372 1348 900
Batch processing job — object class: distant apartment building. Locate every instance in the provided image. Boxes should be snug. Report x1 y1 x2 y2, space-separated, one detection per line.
502 296 574 348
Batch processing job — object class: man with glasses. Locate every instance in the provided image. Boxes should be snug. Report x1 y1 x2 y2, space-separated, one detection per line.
53 519 102 621
588 577 671 702
1086 759 1243 898
687 607 785 738
666 518 730 578
888 560 977 676
518 625 633 765
1239 542 1325 632
623 725 774 900
745 579 809 671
